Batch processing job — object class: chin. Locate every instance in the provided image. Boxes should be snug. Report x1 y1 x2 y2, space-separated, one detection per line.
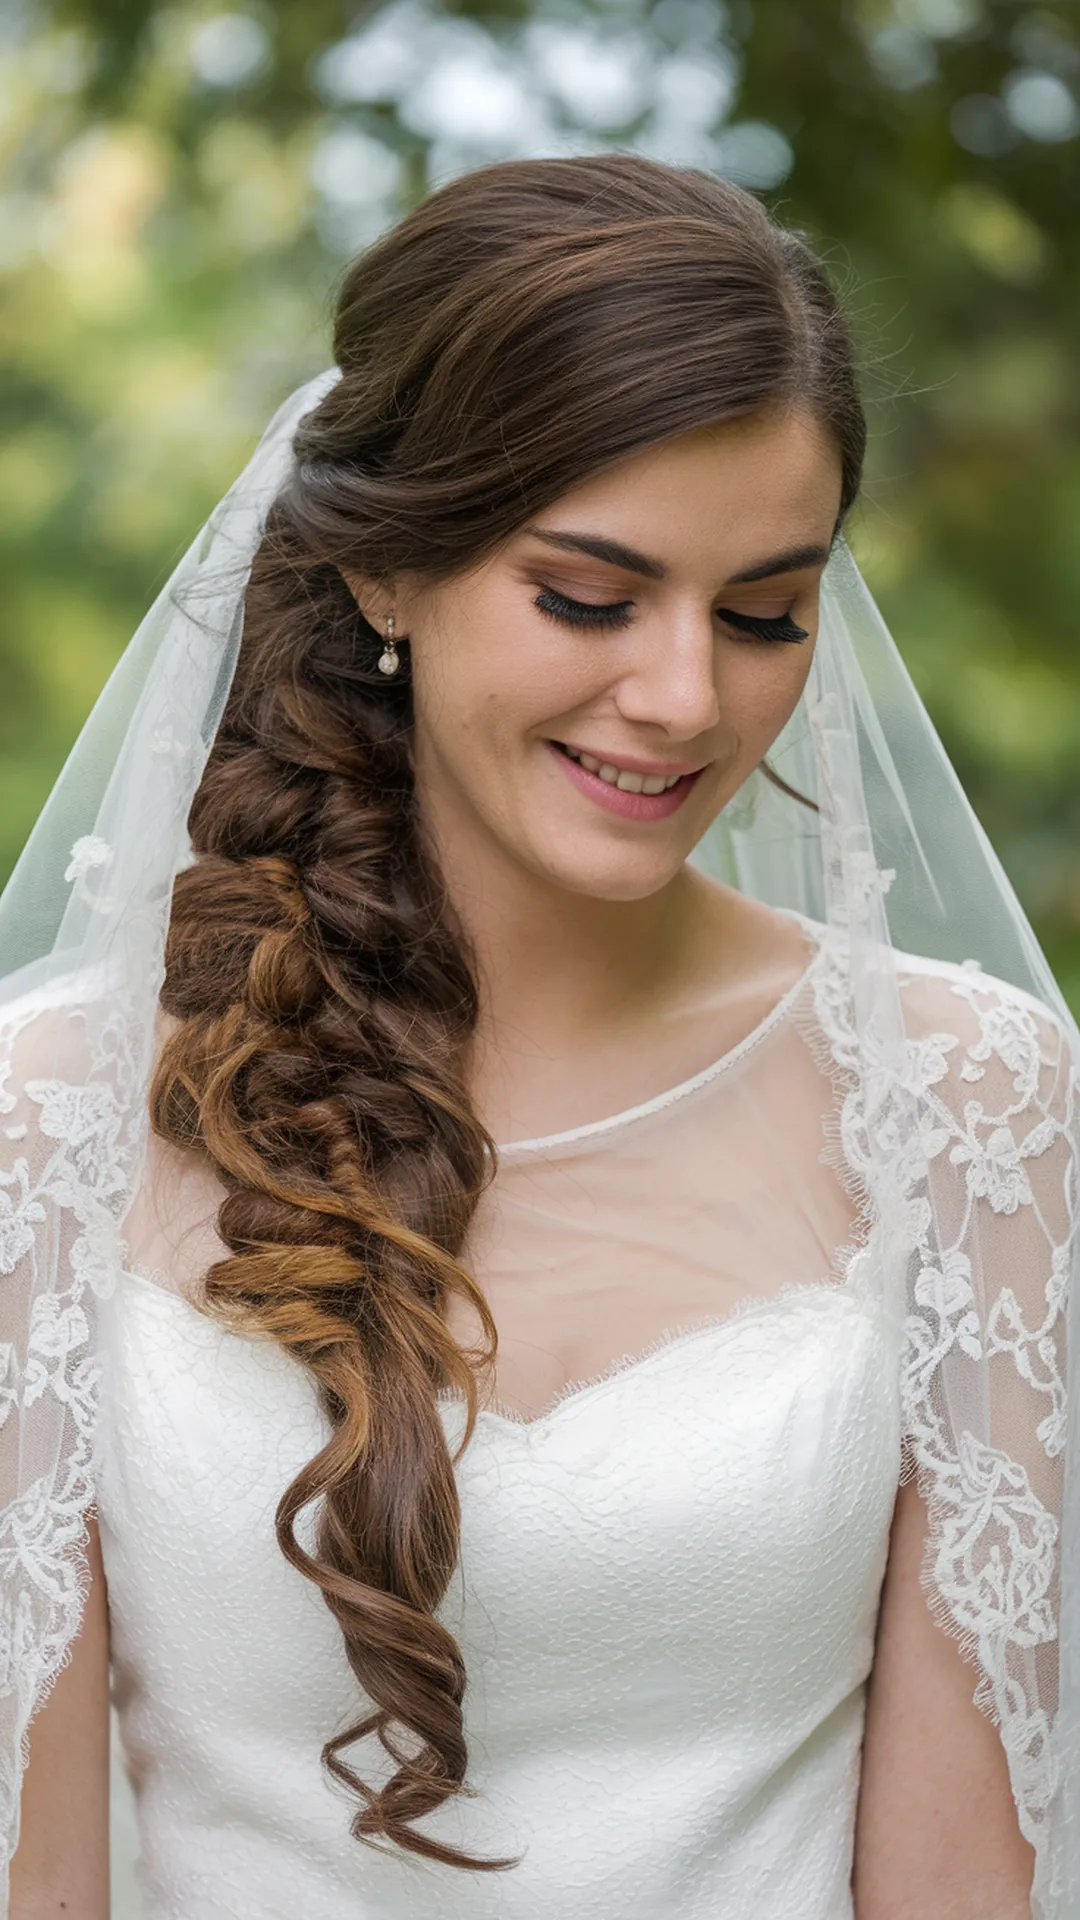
532 844 688 903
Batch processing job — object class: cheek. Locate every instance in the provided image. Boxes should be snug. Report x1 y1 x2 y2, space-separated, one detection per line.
408 597 566 788
414 589 599 757
724 643 814 752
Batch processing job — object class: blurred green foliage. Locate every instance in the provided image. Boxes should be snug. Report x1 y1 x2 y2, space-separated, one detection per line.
3 0 1079 998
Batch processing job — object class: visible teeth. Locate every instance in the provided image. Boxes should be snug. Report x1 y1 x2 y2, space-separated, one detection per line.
560 745 685 793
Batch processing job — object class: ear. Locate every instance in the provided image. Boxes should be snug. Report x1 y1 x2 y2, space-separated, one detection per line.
339 570 395 633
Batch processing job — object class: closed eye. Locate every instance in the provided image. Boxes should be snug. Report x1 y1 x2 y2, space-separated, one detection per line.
533 585 808 644
717 607 809 644
533 585 634 630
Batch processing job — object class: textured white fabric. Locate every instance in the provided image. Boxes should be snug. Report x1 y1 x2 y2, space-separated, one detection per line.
88 925 1071 1915
99 1279 895 1920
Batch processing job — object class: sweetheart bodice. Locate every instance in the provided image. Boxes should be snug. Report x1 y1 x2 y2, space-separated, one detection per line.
97 1262 900 1919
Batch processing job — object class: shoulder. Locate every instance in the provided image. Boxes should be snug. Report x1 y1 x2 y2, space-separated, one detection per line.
806 930 1076 1186
809 919 1072 1068
890 949 1074 1104
0 961 137 1121
0 961 120 1033
893 947 1065 1030
881 952 1076 1249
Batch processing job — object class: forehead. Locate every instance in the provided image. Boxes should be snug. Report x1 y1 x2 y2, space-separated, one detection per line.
524 410 842 578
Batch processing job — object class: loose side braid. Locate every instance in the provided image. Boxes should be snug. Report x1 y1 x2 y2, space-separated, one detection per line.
152 517 516 1869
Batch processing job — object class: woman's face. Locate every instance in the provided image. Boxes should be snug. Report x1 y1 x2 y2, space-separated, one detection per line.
360 407 843 904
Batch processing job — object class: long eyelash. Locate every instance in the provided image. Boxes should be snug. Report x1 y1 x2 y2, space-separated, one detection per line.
719 608 809 644
533 586 634 630
534 586 809 645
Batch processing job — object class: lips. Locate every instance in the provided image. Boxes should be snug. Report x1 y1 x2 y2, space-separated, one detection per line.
546 740 705 821
555 746 683 794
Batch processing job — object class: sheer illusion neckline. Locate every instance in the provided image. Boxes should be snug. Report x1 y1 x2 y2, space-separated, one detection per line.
117 911 840 1433
434 1277 868 1432
493 913 828 1159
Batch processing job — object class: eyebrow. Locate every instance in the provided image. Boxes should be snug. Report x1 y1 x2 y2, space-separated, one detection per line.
521 526 832 584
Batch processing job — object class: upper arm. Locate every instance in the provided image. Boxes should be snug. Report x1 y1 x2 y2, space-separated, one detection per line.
1 983 119 1900
8 1511 110 1919
855 962 1075 1915
854 1474 1034 1917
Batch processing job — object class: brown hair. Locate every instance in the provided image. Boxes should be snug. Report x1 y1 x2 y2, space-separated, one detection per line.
150 154 865 1871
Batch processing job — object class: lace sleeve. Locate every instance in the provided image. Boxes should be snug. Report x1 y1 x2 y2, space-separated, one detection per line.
0 975 133 1882
896 957 1076 1868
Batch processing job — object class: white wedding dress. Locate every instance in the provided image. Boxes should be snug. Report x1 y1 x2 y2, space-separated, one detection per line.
91 919 1068 1918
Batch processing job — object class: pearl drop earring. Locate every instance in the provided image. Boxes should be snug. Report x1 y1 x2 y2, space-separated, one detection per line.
378 614 401 677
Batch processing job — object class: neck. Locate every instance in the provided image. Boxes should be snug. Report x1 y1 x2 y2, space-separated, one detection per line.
416 783 708 1095
468 859 697 1040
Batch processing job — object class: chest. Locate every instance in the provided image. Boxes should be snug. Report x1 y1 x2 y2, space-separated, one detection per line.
445 1080 858 1421
97 1272 900 1745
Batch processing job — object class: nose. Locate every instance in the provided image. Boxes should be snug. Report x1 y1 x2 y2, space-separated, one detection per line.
612 608 721 739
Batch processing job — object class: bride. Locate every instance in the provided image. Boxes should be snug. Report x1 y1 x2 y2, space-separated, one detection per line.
3 154 1077 1919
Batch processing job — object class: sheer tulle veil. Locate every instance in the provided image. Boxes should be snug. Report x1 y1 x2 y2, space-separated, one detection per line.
0 368 1077 1916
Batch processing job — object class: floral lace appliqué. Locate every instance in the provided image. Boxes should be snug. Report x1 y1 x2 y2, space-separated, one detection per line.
813 946 1075 1853
0 991 136 1848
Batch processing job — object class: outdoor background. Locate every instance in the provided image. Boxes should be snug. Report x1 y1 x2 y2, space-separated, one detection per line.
2 1 1078 1909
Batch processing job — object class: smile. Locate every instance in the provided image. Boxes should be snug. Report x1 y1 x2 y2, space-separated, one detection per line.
558 746 683 793
546 741 706 820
